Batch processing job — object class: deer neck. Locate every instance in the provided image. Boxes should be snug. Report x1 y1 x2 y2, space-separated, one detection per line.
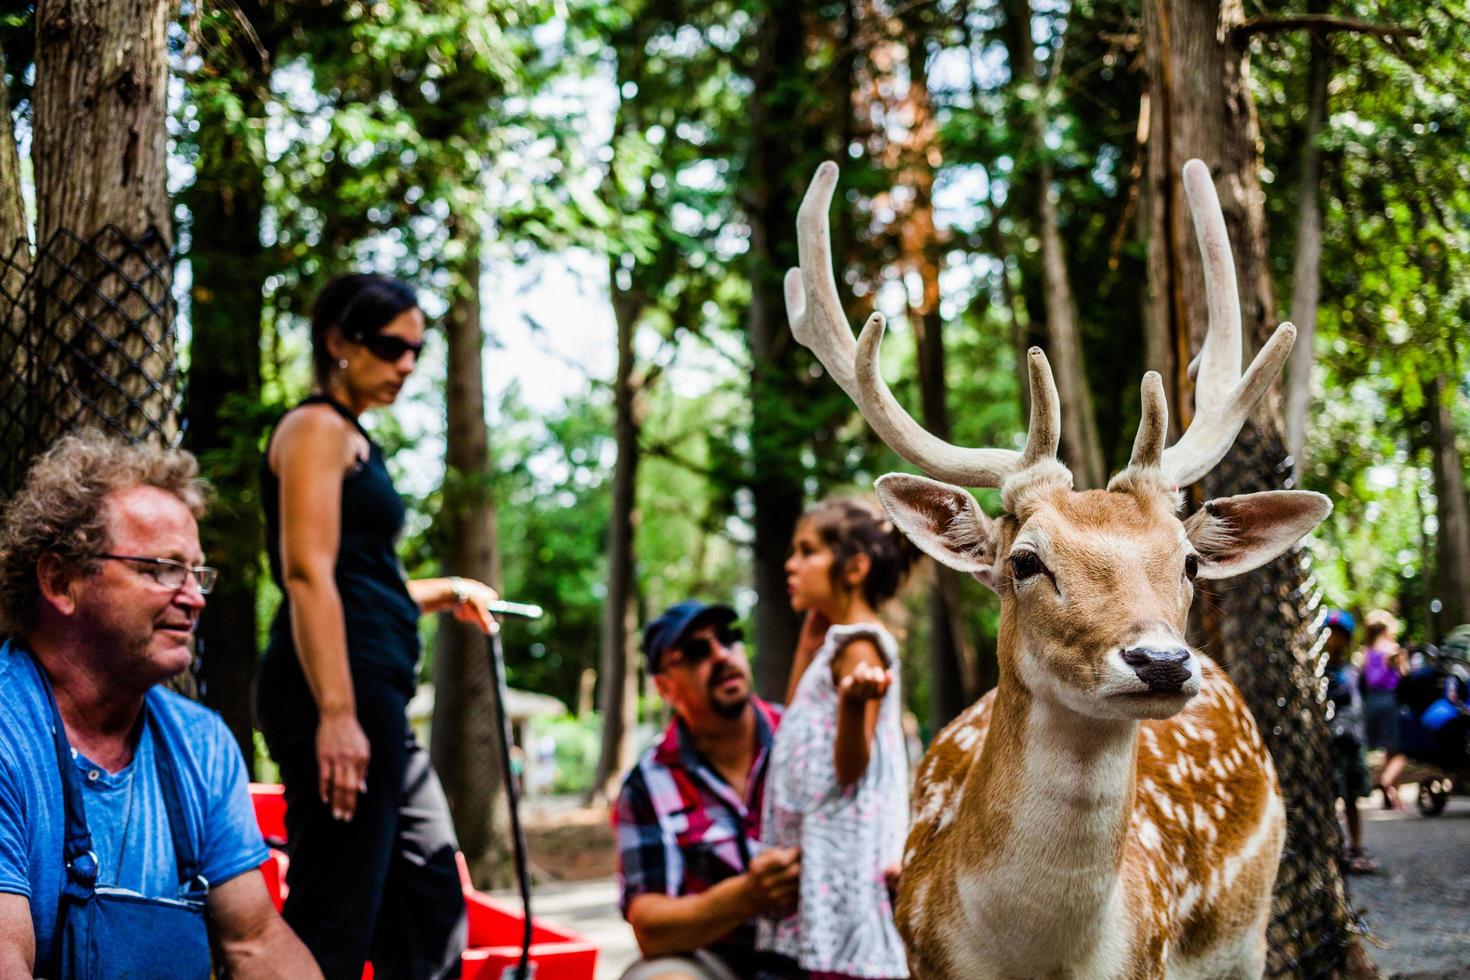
952 616 1140 968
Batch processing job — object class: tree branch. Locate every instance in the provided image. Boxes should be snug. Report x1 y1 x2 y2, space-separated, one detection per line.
1234 15 1420 40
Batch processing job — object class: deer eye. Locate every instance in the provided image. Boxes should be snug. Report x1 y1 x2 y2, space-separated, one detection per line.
1009 551 1045 582
1184 554 1199 580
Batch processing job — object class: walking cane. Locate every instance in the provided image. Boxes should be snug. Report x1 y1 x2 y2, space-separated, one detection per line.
484 599 544 980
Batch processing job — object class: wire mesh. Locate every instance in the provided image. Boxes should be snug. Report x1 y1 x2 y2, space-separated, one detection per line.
1 226 192 698
1200 421 1363 978
0 226 183 497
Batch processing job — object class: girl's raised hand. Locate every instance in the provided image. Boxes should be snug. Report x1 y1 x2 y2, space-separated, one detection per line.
838 662 891 703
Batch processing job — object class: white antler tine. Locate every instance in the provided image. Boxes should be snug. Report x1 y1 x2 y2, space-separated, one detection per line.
853 314 1026 487
1128 372 1169 472
1181 159 1242 409
1020 348 1061 466
789 161 860 401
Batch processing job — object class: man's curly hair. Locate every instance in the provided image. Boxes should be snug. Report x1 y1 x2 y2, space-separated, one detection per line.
0 432 208 635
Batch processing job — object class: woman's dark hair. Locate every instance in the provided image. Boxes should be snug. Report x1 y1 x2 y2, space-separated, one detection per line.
802 497 921 608
311 274 420 385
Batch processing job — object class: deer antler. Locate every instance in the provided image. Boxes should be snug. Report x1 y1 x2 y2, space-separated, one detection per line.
786 161 1062 489
1128 160 1296 488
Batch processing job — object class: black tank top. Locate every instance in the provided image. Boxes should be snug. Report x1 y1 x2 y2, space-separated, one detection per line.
260 394 422 695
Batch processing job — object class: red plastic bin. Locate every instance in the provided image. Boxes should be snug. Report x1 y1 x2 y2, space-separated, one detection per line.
248 784 599 980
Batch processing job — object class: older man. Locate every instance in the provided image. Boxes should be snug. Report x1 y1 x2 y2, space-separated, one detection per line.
614 600 802 980
0 433 319 979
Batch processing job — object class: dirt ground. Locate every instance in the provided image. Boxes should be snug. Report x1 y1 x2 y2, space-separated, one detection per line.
524 797 617 882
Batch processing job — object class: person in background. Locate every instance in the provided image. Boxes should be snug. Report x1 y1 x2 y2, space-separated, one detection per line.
759 497 918 979
255 274 499 979
1323 610 1377 874
0 433 320 978
614 600 803 980
1361 609 1408 810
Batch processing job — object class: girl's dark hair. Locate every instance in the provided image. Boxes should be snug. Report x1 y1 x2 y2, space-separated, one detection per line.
311 274 420 385
803 497 921 608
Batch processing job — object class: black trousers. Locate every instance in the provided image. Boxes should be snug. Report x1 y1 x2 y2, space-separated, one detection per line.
258 669 467 980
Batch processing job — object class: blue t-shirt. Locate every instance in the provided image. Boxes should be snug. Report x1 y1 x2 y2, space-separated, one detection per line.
0 639 269 970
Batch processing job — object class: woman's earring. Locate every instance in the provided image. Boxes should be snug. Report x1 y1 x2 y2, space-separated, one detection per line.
338 358 348 370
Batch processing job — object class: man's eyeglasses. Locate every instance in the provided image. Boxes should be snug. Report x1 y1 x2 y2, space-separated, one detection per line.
356 333 424 363
663 625 744 670
97 554 219 594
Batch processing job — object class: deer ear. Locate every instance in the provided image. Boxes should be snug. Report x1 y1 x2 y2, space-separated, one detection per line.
1185 491 1331 581
875 473 999 589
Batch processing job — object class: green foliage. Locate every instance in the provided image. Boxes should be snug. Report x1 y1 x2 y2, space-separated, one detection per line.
530 713 603 794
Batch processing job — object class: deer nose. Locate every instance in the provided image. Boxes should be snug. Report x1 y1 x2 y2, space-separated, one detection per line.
1121 647 1192 693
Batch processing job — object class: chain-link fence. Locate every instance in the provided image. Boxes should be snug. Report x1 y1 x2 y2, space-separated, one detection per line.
0 226 182 497
1204 421 1368 978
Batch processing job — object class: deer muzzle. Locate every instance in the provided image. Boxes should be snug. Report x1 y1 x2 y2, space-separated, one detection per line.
1121 647 1193 694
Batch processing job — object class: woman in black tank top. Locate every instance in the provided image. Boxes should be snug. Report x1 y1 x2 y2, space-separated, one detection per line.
255 274 497 979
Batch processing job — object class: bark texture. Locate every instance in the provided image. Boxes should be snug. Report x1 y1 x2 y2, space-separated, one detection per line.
429 223 512 888
1141 0 1362 973
590 271 643 801
1286 16 1330 480
29 0 178 446
1427 376 1470 632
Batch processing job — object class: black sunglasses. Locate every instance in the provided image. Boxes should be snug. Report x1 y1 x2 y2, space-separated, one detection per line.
664 625 744 670
356 333 424 363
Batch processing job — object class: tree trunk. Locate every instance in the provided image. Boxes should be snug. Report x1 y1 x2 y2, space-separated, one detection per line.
182 3 274 771
901 28 978 726
1000 0 1105 488
29 0 178 446
1286 16 1330 481
429 219 512 888
1427 375 1470 631
0 53 32 498
746 0 807 701
0 52 25 251
1141 0 1363 973
589 272 643 802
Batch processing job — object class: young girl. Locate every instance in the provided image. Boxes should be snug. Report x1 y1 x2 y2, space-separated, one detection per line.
758 497 917 979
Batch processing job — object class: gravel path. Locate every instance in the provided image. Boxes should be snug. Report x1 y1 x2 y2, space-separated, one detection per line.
1347 786 1470 978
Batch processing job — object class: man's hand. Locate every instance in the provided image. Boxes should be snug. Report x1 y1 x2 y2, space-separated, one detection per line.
746 846 800 917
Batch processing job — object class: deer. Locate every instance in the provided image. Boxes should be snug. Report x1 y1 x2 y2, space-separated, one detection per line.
784 158 1330 978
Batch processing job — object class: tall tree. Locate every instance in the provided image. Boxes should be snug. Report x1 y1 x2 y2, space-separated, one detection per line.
896 13 979 725
430 218 514 887
1140 0 1366 972
1284 10 1331 480
29 0 177 445
998 0 1106 489
181 1 280 769
744 0 810 698
1426 375 1470 631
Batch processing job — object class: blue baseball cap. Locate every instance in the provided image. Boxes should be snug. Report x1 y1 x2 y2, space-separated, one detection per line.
1324 609 1355 634
643 600 738 673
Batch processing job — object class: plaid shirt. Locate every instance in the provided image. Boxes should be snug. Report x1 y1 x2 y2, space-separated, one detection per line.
614 698 781 955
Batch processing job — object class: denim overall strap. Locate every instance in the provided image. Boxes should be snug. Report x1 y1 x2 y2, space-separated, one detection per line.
28 654 101 904
146 697 208 899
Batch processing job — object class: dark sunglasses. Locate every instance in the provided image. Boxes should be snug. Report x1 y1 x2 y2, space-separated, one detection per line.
665 625 744 670
356 333 424 363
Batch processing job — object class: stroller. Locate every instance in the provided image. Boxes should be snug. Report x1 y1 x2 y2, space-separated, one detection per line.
1394 626 1470 816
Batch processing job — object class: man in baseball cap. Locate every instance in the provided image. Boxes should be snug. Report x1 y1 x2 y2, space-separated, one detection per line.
613 600 801 979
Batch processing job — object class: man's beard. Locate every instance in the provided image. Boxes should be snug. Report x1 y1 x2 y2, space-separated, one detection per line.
708 667 750 720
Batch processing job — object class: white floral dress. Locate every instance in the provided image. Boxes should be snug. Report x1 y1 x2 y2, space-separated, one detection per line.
757 622 910 978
